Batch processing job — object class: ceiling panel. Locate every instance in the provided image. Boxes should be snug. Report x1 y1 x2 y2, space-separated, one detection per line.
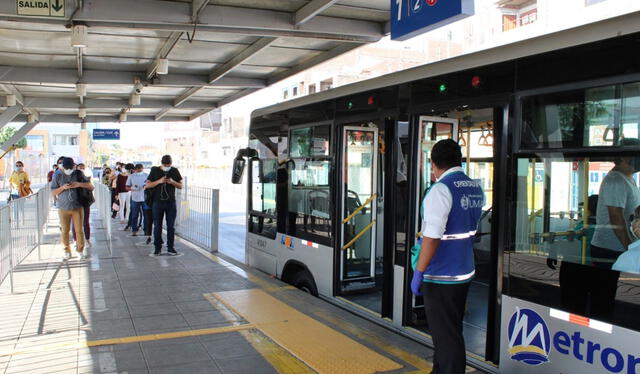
244 47 323 68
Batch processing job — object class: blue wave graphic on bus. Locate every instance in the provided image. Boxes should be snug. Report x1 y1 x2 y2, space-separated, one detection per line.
507 308 551 366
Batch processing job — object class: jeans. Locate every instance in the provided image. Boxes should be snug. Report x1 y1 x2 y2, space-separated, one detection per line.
118 192 130 222
143 206 153 236
152 201 177 252
130 200 144 232
59 207 85 252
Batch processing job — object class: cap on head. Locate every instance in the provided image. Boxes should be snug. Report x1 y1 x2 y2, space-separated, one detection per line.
62 157 74 170
161 155 172 165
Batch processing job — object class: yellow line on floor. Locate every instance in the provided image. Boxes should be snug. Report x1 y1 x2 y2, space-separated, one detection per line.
213 289 403 374
0 324 255 358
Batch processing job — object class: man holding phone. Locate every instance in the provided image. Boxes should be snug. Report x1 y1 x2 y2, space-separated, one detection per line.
51 157 94 260
126 164 149 237
145 155 183 256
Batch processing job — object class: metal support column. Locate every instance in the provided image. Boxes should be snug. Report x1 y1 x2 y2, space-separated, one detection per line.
210 189 219 252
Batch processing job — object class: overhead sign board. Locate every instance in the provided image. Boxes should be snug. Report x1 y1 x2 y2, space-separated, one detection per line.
93 129 120 140
391 0 474 41
500 296 640 374
17 0 65 17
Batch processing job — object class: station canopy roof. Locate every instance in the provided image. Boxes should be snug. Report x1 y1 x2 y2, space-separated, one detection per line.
0 0 389 124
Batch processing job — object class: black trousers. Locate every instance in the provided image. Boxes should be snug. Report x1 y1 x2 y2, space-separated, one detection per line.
421 281 470 374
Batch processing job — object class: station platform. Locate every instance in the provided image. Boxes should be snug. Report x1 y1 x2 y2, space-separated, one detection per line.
0 208 484 374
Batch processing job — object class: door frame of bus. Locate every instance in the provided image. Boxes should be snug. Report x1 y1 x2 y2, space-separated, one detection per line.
401 99 511 367
332 114 399 319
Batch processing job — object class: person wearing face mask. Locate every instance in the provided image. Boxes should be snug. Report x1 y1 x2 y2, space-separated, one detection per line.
116 163 133 225
145 155 183 256
9 161 31 199
51 157 94 260
71 163 93 249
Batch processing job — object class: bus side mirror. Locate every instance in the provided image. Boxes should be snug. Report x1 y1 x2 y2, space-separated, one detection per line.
231 157 246 184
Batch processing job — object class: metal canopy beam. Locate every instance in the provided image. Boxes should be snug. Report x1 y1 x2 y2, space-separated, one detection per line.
174 87 205 107
295 0 339 26
14 114 190 123
0 106 23 131
209 37 277 83
26 97 215 110
146 32 183 80
0 121 38 155
192 0 211 21
0 1 383 43
0 66 266 88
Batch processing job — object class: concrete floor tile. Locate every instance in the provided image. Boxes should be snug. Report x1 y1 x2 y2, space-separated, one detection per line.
174 300 217 314
78 344 147 372
181 310 229 327
132 314 189 333
143 342 211 368
200 332 257 359
129 302 180 318
84 318 135 340
126 293 173 306
215 354 278 374
147 360 222 374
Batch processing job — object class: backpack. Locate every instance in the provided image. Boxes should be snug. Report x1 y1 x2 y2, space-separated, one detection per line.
74 170 95 207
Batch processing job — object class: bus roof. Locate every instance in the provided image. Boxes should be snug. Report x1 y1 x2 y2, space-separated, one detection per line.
252 10 640 120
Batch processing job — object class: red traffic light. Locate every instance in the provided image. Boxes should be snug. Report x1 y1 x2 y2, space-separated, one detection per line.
367 96 375 105
471 75 482 88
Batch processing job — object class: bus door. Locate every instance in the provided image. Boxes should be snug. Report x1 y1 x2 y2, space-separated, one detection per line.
339 126 379 289
411 116 458 304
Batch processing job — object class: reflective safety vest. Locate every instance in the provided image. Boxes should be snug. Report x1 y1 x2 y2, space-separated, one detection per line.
422 171 484 284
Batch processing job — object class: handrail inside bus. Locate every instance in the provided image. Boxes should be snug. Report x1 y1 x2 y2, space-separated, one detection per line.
342 220 376 251
342 194 377 224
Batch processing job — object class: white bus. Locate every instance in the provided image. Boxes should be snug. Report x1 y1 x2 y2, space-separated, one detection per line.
232 13 640 373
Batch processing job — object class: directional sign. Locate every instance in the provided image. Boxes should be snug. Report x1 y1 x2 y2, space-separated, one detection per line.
93 129 121 140
17 0 65 17
391 0 474 41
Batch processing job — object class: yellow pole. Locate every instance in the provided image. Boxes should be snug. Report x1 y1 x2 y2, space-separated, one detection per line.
582 158 589 265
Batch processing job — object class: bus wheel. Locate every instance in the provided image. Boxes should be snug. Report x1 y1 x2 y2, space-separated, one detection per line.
292 270 318 296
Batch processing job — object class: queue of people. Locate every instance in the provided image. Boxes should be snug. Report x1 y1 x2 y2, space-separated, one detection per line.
101 155 182 256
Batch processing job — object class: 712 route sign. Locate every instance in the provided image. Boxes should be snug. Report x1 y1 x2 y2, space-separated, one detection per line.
391 0 474 41
17 0 65 17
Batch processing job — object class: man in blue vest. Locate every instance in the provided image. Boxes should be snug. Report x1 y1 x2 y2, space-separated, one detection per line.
411 139 484 374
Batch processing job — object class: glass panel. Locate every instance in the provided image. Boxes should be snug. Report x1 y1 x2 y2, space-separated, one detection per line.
251 160 277 215
419 118 454 199
510 155 640 331
290 127 312 158
287 159 332 242
521 82 640 149
290 125 331 158
343 129 376 280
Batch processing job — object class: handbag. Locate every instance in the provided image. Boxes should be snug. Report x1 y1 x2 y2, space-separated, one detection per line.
112 201 120 212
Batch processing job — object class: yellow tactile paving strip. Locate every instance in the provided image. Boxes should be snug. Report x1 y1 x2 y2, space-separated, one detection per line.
213 289 403 374
0 324 255 358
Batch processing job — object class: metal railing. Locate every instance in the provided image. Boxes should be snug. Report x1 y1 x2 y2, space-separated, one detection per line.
176 185 219 252
94 182 112 253
0 186 51 293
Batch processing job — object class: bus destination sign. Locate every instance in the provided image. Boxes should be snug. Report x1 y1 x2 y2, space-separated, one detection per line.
391 0 474 41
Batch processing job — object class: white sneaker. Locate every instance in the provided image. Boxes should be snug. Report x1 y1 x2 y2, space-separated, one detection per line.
63 252 71 260
85 240 92 249
80 252 89 260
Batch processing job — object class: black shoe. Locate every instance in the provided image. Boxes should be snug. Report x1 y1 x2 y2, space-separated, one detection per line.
167 249 179 256
123 226 130 231
151 251 161 256
145 237 152 245
131 231 138 237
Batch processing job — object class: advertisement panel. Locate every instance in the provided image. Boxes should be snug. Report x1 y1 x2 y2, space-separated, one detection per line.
391 0 474 41
500 296 640 374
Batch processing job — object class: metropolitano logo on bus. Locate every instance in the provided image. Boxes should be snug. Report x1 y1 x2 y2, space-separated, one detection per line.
501 296 640 374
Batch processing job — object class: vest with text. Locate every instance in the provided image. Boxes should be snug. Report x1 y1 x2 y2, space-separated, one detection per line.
424 171 484 284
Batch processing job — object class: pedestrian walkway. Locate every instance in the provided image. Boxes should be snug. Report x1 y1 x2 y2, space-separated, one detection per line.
0 208 485 374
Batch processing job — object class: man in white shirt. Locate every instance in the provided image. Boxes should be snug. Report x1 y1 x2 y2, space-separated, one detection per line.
126 164 149 236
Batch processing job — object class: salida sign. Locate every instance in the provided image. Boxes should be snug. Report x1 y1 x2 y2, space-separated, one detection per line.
500 296 640 374
16 0 65 17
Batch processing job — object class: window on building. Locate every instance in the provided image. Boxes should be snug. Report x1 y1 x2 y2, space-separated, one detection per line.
283 88 289 100
69 136 78 146
292 86 298 97
25 135 44 151
309 84 316 95
320 79 333 92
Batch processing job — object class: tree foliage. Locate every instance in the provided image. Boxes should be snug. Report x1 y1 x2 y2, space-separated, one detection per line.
0 127 27 149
